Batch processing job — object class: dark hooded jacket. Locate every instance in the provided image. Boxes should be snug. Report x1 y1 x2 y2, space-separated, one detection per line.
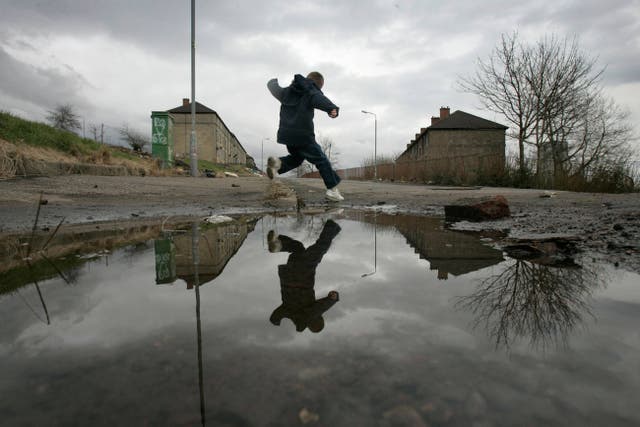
267 74 339 146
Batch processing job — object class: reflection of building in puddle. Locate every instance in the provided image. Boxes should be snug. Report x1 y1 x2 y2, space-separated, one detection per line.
155 220 256 288
395 216 504 279
342 212 504 279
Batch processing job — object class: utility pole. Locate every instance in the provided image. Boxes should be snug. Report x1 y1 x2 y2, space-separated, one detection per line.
361 110 378 180
261 137 270 173
189 0 198 177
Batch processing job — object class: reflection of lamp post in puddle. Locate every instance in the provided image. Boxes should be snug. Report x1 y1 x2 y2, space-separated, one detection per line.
191 222 206 426
361 212 378 278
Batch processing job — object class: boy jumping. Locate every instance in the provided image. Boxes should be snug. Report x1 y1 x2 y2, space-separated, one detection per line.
266 71 344 202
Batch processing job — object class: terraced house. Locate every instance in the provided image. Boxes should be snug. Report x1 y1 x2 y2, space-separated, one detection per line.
397 107 507 183
151 98 247 167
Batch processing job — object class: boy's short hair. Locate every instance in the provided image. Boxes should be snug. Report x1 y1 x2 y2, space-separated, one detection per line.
306 71 324 89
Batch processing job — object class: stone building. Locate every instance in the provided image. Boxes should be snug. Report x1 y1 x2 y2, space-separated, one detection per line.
167 99 247 165
396 107 507 182
343 212 504 280
154 220 257 288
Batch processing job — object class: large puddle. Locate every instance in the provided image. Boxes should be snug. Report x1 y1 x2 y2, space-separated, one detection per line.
1 211 639 426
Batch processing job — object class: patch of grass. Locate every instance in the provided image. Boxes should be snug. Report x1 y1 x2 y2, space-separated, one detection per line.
0 111 162 177
111 149 140 161
0 111 101 157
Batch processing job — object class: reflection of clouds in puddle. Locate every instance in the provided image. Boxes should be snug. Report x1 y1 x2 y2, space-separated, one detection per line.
270 307 420 348
11 251 197 352
2 213 640 425
593 265 640 304
330 307 422 336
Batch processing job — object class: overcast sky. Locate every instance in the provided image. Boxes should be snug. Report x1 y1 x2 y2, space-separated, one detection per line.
1 0 639 168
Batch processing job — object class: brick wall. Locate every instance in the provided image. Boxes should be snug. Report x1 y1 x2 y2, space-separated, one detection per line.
172 114 246 165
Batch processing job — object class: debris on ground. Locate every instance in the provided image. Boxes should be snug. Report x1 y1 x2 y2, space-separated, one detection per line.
502 234 581 267
445 195 510 222
299 408 319 424
203 215 234 224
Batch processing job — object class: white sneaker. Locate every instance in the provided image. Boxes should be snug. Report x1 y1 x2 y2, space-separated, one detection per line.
325 187 344 202
267 157 281 179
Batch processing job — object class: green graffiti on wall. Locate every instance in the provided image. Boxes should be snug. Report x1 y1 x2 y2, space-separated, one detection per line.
150 111 173 167
152 117 168 145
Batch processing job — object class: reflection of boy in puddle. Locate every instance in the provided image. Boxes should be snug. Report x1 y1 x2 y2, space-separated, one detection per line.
268 219 341 333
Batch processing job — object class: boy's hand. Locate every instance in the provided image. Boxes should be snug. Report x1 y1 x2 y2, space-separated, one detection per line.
329 109 338 118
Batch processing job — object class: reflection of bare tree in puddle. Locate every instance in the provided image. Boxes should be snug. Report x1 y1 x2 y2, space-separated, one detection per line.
12 192 67 325
456 259 604 349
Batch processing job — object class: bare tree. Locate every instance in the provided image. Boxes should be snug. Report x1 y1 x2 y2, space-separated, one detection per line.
293 135 338 177
526 35 603 185
89 124 100 142
296 160 314 177
459 33 634 188
119 124 150 152
46 104 81 132
458 33 538 181
318 135 340 169
566 92 633 179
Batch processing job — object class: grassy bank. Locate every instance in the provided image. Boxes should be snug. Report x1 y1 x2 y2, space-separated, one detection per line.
0 111 256 178
0 110 103 156
0 111 159 178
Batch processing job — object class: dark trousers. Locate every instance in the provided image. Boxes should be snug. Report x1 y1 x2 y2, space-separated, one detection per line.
278 142 341 189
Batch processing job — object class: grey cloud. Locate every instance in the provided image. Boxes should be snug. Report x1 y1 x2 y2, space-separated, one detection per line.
0 0 638 165
0 46 91 113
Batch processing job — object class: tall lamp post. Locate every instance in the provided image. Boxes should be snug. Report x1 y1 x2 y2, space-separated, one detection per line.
261 137 270 174
189 0 198 177
361 110 377 180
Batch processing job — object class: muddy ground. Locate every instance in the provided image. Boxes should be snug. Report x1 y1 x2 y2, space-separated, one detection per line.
0 175 638 273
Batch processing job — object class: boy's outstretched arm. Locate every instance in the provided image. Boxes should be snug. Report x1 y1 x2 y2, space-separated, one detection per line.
267 78 284 101
310 92 339 118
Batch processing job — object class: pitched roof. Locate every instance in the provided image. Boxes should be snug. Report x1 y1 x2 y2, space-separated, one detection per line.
429 110 507 130
168 101 217 114
166 101 247 155
400 110 508 157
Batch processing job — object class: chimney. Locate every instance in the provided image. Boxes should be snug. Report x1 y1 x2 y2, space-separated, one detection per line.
420 128 427 133
182 98 190 107
415 133 421 140
440 106 450 119
431 116 440 126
